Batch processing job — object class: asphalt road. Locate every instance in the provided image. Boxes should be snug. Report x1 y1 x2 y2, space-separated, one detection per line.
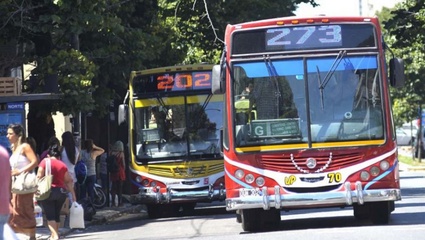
64 170 425 240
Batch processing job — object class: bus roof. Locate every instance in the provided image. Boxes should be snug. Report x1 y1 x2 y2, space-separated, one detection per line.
229 15 379 29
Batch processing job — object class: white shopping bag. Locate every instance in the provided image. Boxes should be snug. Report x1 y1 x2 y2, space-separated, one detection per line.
69 202 85 229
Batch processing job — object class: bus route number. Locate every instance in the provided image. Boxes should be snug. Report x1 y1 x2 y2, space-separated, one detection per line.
266 25 342 50
157 72 211 90
327 172 342 183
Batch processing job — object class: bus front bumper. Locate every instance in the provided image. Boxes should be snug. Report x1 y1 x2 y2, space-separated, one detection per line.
132 184 226 204
225 182 401 211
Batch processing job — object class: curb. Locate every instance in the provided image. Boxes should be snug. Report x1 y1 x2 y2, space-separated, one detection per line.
69 204 145 234
35 204 146 239
406 166 425 172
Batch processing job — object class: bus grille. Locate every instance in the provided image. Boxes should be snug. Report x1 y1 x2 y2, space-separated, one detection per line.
148 162 224 178
260 152 363 174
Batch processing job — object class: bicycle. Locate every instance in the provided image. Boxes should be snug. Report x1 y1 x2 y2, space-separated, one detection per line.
92 183 107 209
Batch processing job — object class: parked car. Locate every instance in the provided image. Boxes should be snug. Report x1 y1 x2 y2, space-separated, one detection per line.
401 121 418 139
396 128 414 146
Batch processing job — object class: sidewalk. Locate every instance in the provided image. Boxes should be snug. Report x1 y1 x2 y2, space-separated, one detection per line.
34 203 147 240
398 146 425 172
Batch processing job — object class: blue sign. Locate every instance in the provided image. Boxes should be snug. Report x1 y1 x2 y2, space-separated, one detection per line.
6 102 25 110
0 111 25 151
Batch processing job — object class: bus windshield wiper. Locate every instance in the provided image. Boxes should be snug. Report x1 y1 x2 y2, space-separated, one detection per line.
318 50 347 90
263 55 281 118
318 50 347 109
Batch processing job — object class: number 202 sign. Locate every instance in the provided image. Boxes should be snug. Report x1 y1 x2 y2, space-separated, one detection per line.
157 72 212 91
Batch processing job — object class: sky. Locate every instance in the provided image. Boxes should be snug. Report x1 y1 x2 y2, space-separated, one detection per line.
294 0 403 17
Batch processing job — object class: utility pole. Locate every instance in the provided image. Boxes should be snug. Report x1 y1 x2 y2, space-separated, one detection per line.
359 0 362 16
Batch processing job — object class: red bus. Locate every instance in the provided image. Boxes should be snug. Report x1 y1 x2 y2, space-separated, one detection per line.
212 16 405 232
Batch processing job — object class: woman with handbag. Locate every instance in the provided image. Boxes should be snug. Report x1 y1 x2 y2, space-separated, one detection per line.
37 144 77 240
6 123 39 240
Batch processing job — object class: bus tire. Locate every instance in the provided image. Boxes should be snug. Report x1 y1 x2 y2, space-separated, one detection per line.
263 208 281 229
241 209 261 232
241 208 281 232
353 204 370 220
369 201 392 224
147 204 162 219
181 202 196 214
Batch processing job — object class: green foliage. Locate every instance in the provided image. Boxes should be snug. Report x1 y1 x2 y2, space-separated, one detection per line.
32 49 97 115
0 0 318 117
382 0 425 126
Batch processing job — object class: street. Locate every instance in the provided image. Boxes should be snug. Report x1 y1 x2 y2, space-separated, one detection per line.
64 170 425 240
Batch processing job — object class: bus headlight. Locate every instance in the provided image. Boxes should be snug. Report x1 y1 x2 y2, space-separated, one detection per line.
235 169 245 179
150 181 157 187
255 177 265 187
360 171 370 181
380 160 390 171
370 166 380 176
245 174 255 184
136 176 142 183
141 179 149 186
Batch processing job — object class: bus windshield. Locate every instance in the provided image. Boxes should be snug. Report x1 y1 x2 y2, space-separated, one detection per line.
134 94 223 161
232 54 383 147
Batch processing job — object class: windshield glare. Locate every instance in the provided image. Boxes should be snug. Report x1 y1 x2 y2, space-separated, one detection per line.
134 95 223 160
232 55 383 147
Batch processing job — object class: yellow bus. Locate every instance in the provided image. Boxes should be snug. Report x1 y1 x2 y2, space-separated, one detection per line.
118 64 225 218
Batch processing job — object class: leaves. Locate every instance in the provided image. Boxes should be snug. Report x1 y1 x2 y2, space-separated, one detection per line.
0 0 318 117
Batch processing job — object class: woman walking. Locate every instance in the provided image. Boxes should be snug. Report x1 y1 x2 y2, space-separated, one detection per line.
109 141 126 207
37 144 77 240
6 123 38 240
80 139 104 202
61 131 80 201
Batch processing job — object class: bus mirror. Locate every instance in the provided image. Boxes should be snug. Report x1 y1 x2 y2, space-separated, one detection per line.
118 104 128 125
212 65 225 94
389 58 405 88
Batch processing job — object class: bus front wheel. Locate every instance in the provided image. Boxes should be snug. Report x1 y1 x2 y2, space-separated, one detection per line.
241 208 281 232
369 201 394 224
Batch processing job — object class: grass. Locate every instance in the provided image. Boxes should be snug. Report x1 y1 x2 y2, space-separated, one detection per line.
398 155 425 167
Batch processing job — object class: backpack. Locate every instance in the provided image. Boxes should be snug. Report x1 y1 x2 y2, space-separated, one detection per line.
75 160 87 184
107 154 119 173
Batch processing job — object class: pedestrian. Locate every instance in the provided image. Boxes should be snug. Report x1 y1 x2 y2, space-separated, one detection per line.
36 144 77 240
40 136 61 160
61 131 80 202
7 123 38 240
0 145 19 240
109 141 126 207
79 139 104 202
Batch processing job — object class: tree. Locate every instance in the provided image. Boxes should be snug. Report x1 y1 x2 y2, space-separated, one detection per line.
0 0 318 117
382 0 425 126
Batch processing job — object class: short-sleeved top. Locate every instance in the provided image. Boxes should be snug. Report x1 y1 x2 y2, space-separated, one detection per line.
61 147 80 183
39 157 68 189
80 150 96 176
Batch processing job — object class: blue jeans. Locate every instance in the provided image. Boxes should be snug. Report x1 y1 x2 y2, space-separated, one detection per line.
79 175 96 201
